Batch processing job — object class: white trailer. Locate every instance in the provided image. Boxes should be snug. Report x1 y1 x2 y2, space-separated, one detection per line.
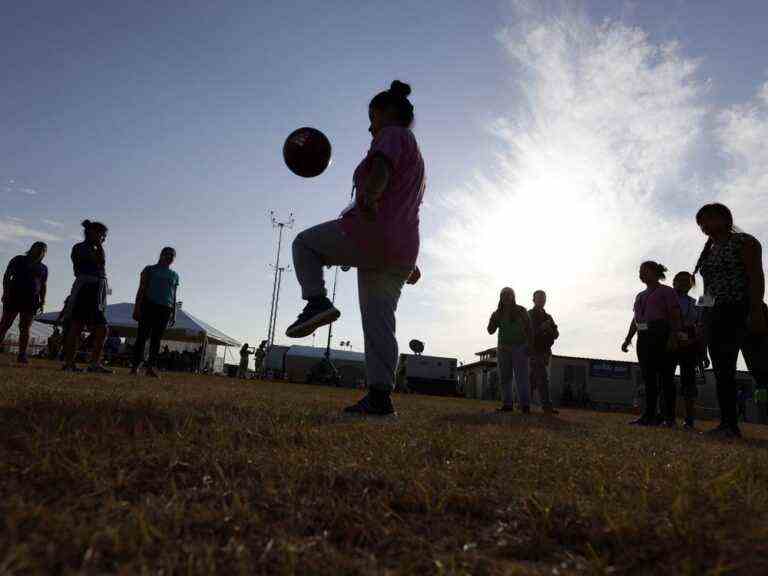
397 354 459 396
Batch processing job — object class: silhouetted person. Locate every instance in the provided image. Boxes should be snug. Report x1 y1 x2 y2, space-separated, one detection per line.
694 203 767 438
238 343 253 379
529 290 559 414
0 241 48 364
47 326 62 359
622 261 682 427
131 247 179 378
62 220 111 373
286 80 424 416
488 287 533 413
670 271 704 429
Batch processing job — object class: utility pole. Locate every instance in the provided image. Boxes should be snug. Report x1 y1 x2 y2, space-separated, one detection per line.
324 266 340 361
266 211 294 349
268 265 289 347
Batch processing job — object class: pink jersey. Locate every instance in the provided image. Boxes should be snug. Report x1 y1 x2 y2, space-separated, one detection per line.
633 285 680 323
339 126 425 267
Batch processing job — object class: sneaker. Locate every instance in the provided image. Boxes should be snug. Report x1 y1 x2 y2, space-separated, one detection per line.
629 417 652 426
286 297 341 338
16 354 29 365
343 391 396 416
496 404 515 413
62 364 83 373
705 423 736 437
145 367 160 378
86 364 113 374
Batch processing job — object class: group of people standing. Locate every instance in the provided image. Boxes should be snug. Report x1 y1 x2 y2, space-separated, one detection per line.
0 220 181 377
487 289 560 414
623 203 767 438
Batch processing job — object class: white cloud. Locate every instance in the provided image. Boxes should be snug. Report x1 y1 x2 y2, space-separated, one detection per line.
0 218 62 247
424 2 710 361
19 187 38 196
715 82 768 239
41 218 65 228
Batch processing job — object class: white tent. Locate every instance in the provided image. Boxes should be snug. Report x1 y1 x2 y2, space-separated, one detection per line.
35 302 241 348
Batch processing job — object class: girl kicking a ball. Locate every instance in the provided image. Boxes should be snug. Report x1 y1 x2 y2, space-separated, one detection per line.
286 80 425 416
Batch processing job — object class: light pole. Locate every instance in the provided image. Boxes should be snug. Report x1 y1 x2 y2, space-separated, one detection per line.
268 265 290 347
266 211 294 349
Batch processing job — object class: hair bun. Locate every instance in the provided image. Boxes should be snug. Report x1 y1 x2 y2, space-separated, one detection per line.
81 219 91 228
390 80 411 98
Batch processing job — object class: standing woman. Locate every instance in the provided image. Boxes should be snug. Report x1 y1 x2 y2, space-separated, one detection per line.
286 80 424 416
0 241 48 363
488 287 533 413
694 203 767 438
62 220 112 373
131 247 179 377
621 261 682 426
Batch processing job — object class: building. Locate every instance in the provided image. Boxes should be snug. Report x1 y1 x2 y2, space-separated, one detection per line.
458 347 761 421
285 346 366 387
396 353 459 396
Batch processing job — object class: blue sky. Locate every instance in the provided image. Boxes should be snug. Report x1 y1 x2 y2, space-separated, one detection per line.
2 1 767 363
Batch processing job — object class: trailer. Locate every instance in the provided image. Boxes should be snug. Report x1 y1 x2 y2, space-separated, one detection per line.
396 353 459 396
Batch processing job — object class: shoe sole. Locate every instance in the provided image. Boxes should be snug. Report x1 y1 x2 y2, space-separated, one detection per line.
286 308 341 338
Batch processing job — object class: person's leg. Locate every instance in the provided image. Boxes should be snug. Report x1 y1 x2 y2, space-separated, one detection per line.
17 312 34 361
513 346 531 412
497 349 514 408
89 325 107 366
661 352 677 424
64 320 83 367
133 314 151 368
709 330 741 431
637 334 658 423
344 268 406 414
538 353 553 410
147 304 172 368
0 308 19 349
679 350 697 426
292 220 369 301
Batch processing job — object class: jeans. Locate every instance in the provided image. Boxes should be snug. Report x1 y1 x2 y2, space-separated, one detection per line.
637 324 675 421
497 345 530 408
133 301 173 368
292 220 410 392
530 353 552 407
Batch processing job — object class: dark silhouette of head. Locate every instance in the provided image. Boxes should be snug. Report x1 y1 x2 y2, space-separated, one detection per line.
159 247 176 266
639 261 667 285
82 220 108 245
369 80 414 137
673 271 695 294
26 241 48 263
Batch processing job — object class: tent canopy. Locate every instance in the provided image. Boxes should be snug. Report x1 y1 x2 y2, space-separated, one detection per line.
35 302 241 347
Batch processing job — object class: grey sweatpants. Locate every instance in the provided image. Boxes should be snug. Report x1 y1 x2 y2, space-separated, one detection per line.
497 345 530 408
292 220 410 392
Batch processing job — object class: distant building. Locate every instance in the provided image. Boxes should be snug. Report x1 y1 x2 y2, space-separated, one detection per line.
285 346 366 388
458 347 759 421
396 353 459 396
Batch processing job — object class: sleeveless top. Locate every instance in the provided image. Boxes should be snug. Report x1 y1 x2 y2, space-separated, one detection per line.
698 233 749 304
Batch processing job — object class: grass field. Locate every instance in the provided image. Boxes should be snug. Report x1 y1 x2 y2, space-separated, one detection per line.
2 360 768 575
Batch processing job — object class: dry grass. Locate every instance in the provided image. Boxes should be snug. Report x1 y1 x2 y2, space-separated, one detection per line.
2 358 768 575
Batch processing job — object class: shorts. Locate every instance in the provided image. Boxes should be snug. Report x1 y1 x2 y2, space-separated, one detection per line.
71 283 108 326
2 294 39 315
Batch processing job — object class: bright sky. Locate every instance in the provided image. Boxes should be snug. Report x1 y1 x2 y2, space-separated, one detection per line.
2 0 767 364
